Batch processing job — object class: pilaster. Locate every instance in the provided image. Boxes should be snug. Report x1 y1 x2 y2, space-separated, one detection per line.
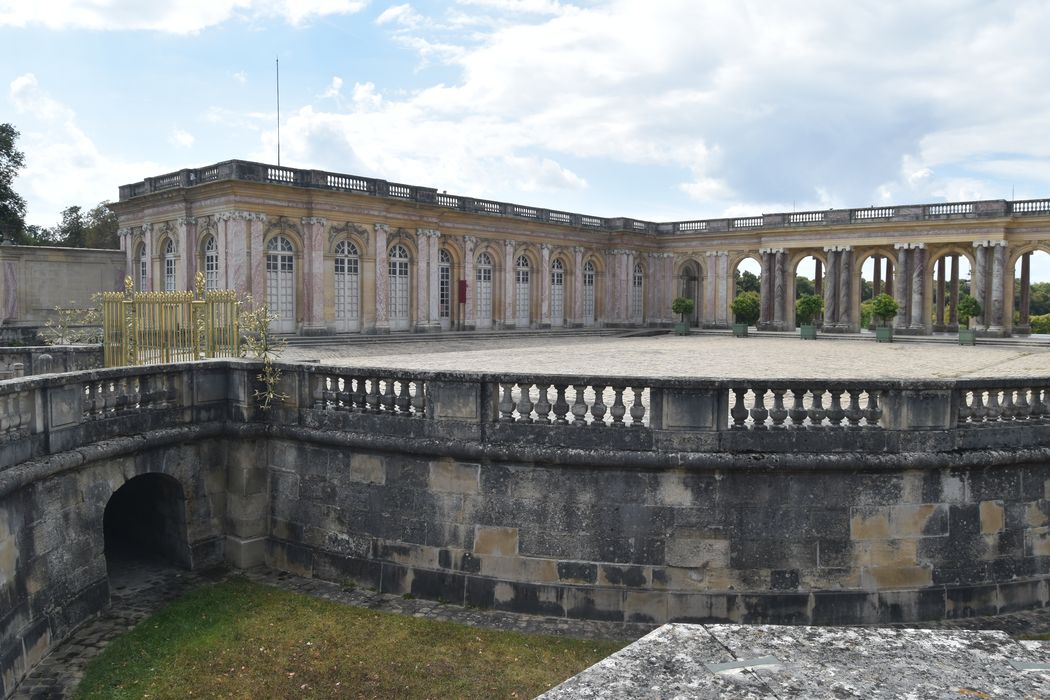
893 243 910 331
463 236 477 330
909 243 926 332
539 243 551 328
503 240 516 329
300 217 327 333
374 223 390 333
178 217 196 290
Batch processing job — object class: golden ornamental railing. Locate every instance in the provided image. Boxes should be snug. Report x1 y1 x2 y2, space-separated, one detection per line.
102 274 239 368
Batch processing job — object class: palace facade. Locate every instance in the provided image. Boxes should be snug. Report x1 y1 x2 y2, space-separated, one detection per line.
110 160 1050 336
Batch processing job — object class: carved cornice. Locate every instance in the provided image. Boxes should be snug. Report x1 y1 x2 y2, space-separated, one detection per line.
301 216 327 226
329 222 370 246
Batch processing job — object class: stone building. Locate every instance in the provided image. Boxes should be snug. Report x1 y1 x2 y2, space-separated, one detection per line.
110 160 1050 336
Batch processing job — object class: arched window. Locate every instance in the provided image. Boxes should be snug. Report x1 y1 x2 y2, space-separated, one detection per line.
475 252 493 329
550 258 565 327
266 235 295 333
439 248 452 330
631 262 644 322
163 238 177 292
202 236 218 291
136 243 147 291
583 260 596 326
515 255 531 327
335 240 360 331
389 244 411 331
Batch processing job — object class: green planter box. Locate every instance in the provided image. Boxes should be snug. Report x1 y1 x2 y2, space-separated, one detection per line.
674 322 690 336
875 327 893 343
732 323 749 338
799 324 817 340
959 329 976 346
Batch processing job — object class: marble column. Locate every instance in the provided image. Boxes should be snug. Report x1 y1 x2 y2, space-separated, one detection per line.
428 231 441 329
989 241 1006 333
971 241 987 329
839 247 853 329
142 223 154 290
573 246 584 326
717 252 730 326
935 257 946 329
414 229 430 331
540 244 551 326
374 223 389 333
222 216 246 294
823 248 839 326
893 244 910 330
301 217 327 332
949 255 960 327
872 256 882 298
1020 252 1031 327
249 215 266 304
703 252 717 326
909 244 926 332
759 249 773 326
773 249 786 329
178 217 196 291
504 240 516 328
464 236 477 329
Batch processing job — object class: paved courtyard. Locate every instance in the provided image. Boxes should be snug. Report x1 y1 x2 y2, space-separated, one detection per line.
279 334 1050 380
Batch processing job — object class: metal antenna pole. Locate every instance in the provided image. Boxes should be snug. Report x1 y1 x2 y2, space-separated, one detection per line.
276 57 281 166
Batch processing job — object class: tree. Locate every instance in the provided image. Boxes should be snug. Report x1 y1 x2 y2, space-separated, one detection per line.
671 296 695 324
731 291 760 326
54 206 86 248
0 123 28 244
870 293 899 327
82 201 119 248
734 269 760 295
795 294 823 326
794 275 815 298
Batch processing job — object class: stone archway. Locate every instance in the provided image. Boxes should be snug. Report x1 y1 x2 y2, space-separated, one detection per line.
103 473 191 569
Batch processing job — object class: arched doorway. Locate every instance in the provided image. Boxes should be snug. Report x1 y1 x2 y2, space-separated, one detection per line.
930 252 971 332
630 262 644 324
439 248 453 331
550 258 565 327
583 260 597 326
202 236 219 292
266 235 296 333
515 254 531 328
791 254 825 328
103 473 191 569
389 244 411 331
475 252 494 330
1012 249 1050 335
734 256 761 329
136 242 148 291
163 238 177 292
859 252 897 331
679 261 701 327
335 240 361 332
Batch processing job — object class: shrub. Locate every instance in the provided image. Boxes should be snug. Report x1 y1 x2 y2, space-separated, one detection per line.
870 293 899 326
956 294 981 326
1030 313 1050 334
795 294 823 326
731 291 760 326
671 296 695 323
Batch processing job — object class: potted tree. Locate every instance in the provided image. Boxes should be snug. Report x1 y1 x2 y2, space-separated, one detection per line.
671 296 695 336
795 294 823 340
957 294 980 346
871 293 899 342
730 291 760 337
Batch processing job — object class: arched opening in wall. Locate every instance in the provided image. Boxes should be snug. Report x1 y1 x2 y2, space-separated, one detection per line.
514 254 531 328
202 236 219 291
678 261 701 327
266 235 296 333
439 248 453 331
859 254 896 331
1013 249 1050 336
550 258 565 327
475 252 494 330
792 255 824 328
103 473 190 569
630 262 644 324
582 260 598 327
335 240 361 332
135 242 147 291
388 244 411 332
930 252 972 333
163 238 177 292
734 256 761 328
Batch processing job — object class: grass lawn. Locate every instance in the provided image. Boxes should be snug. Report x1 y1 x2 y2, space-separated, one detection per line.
74 577 626 699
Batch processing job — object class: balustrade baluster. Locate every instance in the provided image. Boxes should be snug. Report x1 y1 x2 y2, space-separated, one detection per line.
131 378 141 409
381 380 396 412
788 388 807 426
552 384 570 425
590 385 608 426
516 383 534 423
730 388 748 428
1 395 11 433
17 391 30 433
970 390 986 423
412 380 426 417
335 377 351 411
985 390 1001 422
864 390 882 427
350 377 366 410
629 387 646 427
498 383 515 421
769 389 787 428
1042 388 1050 421
571 385 588 425
1001 390 1016 421
956 390 973 424
395 379 411 415
366 379 381 412
115 378 129 412
750 388 769 428
808 389 827 427
1015 388 1031 420
533 383 552 424
846 390 863 427
827 388 845 427
610 386 626 426
103 381 116 415
1029 388 1044 421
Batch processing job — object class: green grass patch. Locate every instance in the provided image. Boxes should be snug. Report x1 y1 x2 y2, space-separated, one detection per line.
74 577 625 699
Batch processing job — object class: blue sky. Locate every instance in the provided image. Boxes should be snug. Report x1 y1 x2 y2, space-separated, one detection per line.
3 0 1050 242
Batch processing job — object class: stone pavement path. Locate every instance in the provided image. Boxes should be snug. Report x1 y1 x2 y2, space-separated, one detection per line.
278 334 1050 380
16 558 1050 698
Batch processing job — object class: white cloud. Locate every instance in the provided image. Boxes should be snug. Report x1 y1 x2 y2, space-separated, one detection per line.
0 0 369 33
376 3 421 27
170 129 196 148
9 74 158 225
232 70 248 84
319 76 344 101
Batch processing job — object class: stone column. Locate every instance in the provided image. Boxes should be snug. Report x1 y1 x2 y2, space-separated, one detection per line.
935 256 946 330
838 246 852 329
540 243 551 327
773 249 786 330
573 246 584 326
141 223 154 290
823 248 839 326
893 244 910 330
989 241 1006 333
221 216 246 294
909 244 926 332
374 223 389 333
1020 252 1031 327
249 215 266 303
414 229 430 332
300 217 327 333
884 260 893 299
703 252 717 326
504 240 516 328
428 231 441 329
758 249 773 328
178 217 196 291
872 256 882 298
463 236 477 330
949 255 959 327
971 241 987 329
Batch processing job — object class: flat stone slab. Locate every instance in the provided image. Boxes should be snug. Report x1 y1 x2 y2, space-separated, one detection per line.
540 623 1050 699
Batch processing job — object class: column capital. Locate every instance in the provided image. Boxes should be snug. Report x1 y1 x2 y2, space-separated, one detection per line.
177 217 194 227
762 247 786 254
894 242 909 250
117 227 134 238
301 216 327 226
504 239 516 250
374 223 390 235
573 245 585 255
141 223 153 235
540 243 552 253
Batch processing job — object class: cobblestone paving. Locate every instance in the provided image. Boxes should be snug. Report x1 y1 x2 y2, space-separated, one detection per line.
16 560 1050 698
278 334 1050 380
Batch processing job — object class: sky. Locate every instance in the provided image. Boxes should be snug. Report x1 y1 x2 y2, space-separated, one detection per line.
2 0 1050 244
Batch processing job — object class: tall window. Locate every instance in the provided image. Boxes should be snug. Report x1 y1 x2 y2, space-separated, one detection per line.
136 243 147 291
439 248 452 326
266 235 295 333
203 236 218 291
389 244 411 331
475 252 493 329
631 263 644 321
163 239 177 292
335 240 361 331
583 260 596 325
550 258 565 326
515 254 530 325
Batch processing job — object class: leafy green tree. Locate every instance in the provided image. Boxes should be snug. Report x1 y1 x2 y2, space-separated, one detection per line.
54 206 86 248
795 294 823 326
82 201 119 248
671 296 695 324
731 290 760 326
0 123 28 244
734 269 760 295
870 293 899 327
794 275 815 298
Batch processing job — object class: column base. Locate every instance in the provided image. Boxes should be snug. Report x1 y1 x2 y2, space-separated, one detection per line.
300 323 329 337
979 327 1008 338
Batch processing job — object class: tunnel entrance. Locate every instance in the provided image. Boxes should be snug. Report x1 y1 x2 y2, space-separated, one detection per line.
103 473 191 569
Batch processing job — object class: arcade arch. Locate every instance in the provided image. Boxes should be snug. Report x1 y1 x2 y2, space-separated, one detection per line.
677 259 703 327
1010 246 1050 335
103 473 190 569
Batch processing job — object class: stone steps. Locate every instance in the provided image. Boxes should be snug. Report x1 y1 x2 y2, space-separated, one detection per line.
281 326 626 347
